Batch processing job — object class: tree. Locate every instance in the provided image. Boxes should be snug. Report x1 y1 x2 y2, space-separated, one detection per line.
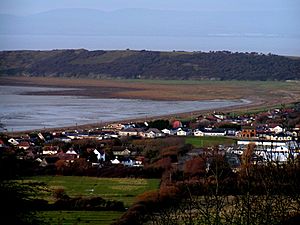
71 158 91 175
183 156 206 178
0 181 48 225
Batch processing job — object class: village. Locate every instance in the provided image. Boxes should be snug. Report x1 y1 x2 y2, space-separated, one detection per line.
0 103 300 177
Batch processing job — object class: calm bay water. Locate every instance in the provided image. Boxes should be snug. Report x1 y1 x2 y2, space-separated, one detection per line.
1 35 299 56
0 85 248 131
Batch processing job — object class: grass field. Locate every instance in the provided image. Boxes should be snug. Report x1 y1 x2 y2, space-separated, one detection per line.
37 211 124 225
21 176 159 225
185 136 236 148
22 176 160 207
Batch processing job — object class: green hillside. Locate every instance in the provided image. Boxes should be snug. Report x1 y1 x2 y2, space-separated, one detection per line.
1 49 300 80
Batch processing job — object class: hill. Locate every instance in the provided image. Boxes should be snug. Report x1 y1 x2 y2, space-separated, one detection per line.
1 49 300 80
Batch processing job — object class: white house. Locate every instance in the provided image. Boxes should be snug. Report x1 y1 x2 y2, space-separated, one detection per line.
194 128 226 137
122 158 134 167
133 160 143 167
18 141 31 150
213 114 226 120
59 137 72 143
269 125 284 134
177 128 189 136
66 149 78 155
119 128 141 136
161 129 171 135
65 133 79 140
8 138 19 146
203 129 226 136
194 130 204 136
237 140 286 149
269 133 293 141
43 149 58 155
112 148 131 156
142 128 165 138
111 157 120 165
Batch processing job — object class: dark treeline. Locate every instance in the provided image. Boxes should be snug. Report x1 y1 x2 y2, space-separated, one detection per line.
1 49 300 80
115 147 300 225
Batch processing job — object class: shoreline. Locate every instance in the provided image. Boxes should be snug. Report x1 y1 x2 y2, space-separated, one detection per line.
3 98 266 136
1 76 298 135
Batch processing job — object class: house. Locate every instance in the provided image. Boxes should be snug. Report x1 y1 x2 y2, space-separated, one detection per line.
119 128 143 136
77 132 90 139
66 149 80 159
225 129 237 136
65 132 79 140
161 128 171 135
122 158 134 167
269 125 284 134
105 123 123 130
93 149 106 161
172 120 182 129
203 128 226 136
56 151 77 162
291 130 299 140
8 138 19 146
111 157 120 165
39 156 60 167
18 141 31 150
213 113 226 121
133 158 144 167
102 131 119 139
59 137 72 143
194 130 205 136
194 128 226 137
37 133 46 141
269 132 293 141
141 128 165 138
112 148 131 156
42 146 59 155
240 127 257 138
176 128 191 136
121 157 144 167
237 140 286 149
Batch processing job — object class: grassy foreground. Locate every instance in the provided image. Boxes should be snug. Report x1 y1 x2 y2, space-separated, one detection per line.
37 211 124 225
23 176 160 207
21 176 160 225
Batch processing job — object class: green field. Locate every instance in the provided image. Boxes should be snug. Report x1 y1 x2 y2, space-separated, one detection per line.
37 211 124 225
185 136 236 148
20 176 159 225
22 176 159 207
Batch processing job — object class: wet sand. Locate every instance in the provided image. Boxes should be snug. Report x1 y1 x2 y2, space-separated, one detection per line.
1 76 299 134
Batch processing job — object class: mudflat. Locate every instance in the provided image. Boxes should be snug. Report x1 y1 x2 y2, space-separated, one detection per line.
1 76 299 133
1 76 299 104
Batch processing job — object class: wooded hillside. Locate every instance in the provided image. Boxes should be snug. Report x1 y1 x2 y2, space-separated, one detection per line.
1 49 299 80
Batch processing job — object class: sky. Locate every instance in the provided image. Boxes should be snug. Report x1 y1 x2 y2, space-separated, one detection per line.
0 0 299 15
0 0 299 55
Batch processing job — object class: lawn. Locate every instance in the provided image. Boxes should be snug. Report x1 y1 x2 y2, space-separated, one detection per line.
22 176 160 207
20 176 159 225
185 136 236 148
37 211 123 225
